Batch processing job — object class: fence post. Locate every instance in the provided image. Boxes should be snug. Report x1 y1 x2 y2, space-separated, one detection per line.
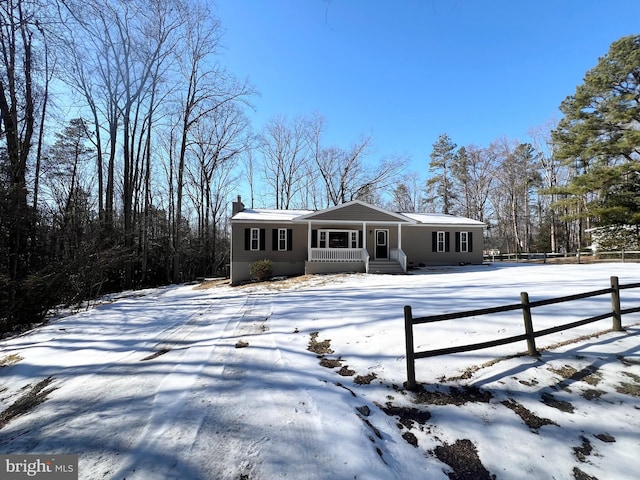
521 292 540 356
611 276 623 331
404 305 417 390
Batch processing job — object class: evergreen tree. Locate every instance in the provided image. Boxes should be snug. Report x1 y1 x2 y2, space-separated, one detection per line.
553 34 640 241
427 133 457 214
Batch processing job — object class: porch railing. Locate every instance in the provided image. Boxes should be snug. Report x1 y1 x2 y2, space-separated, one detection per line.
310 248 365 262
390 248 408 272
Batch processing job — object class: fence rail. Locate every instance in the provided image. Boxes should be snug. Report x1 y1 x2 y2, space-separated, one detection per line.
403 276 640 390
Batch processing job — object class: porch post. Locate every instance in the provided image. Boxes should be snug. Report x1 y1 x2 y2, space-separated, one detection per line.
363 222 367 253
308 221 312 261
398 223 402 250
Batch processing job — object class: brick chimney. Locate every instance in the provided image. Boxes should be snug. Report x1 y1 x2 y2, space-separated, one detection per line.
231 195 245 216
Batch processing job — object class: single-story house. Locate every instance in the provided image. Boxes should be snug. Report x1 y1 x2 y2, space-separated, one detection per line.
230 197 486 284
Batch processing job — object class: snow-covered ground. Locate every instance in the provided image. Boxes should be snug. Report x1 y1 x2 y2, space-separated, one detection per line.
1 262 639 480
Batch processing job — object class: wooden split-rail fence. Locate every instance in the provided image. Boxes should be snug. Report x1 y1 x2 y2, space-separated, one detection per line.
403 276 640 390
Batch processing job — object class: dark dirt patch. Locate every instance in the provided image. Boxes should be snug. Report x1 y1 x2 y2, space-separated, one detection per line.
541 392 575 413
0 377 57 429
235 340 250 348
140 348 170 361
337 365 355 376
354 372 377 385
518 378 538 387
501 399 558 431
573 467 599 480
573 435 593 462
355 405 370 416
432 439 495 480
414 385 492 406
594 433 615 443
618 355 640 367
402 431 418 447
307 332 334 355
581 389 606 401
379 403 431 429
358 415 382 439
335 382 356 397
319 357 342 368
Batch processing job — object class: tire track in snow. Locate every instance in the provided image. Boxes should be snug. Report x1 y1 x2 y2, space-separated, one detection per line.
186 292 338 480
109 292 253 479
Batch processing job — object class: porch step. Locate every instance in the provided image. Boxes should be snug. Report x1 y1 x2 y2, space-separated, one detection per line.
368 261 405 275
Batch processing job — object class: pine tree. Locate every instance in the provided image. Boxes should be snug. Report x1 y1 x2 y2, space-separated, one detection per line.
553 34 640 239
427 133 457 214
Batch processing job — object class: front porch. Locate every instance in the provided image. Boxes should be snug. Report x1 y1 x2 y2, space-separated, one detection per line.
306 247 407 275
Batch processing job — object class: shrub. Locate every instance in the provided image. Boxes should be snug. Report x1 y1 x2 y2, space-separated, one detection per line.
249 259 273 281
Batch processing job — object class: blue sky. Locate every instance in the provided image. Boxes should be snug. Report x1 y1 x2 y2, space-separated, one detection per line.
215 0 640 175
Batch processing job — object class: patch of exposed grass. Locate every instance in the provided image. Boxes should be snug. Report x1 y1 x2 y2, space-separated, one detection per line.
541 392 575 413
594 433 615 443
337 366 355 376
193 279 229 290
415 386 492 406
549 364 602 387
0 354 23 367
0 377 57 430
432 439 495 480
615 371 640 396
354 372 377 385
616 383 640 396
501 399 558 431
319 357 342 368
581 389 606 401
307 332 334 355
573 467 599 480
573 435 593 462
379 403 431 429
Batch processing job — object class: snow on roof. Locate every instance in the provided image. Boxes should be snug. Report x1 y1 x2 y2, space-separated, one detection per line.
400 212 485 226
232 208 314 222
233 208 486 226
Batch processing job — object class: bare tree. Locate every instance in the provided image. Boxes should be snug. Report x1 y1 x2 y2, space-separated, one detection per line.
170 2 253 281
0 0 41 325
185 102 249 275
258 115 311 209
451 145 496 222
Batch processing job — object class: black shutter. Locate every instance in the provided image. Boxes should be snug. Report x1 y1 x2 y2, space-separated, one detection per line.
272 229 278 251
244 228 250 250
260 228 266 250
432 231 437 252
445 232 450 252
311 229 318 248
468 231 473 252
455 232 461 252
358 230 363 248
287 229 293 251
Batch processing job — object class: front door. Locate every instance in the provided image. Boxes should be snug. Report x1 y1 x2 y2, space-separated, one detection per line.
375 229 388 259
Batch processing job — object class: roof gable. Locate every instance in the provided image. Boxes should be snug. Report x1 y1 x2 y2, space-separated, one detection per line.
296 200 413 223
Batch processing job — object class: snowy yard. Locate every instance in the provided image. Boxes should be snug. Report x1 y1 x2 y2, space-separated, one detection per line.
1 263 639 480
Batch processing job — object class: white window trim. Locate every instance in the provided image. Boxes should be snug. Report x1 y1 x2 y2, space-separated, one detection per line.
317 229 359 249
460 231 469 253
437 231 446 253
250 228 260 251
278 228 287 251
